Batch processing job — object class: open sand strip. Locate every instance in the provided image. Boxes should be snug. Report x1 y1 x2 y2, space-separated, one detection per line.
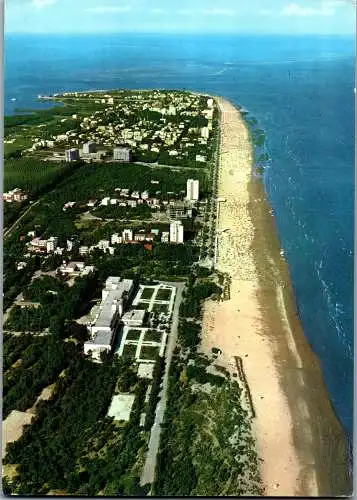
200 97 351 496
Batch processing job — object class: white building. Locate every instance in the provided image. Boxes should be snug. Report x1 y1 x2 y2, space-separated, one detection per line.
111 233 122 245
122 309 146 327
122 229 133 242
113 147 132 162
186 179 199 201
46 237 58 253
201 127 209 139
207 98 214 108
65 148 80 162
84 277 134 362
170 221 184 244
59 261 95 277
161 231 170 243
101 197 110 206
3 188 28 203
141 190 149 200
83 141 97 154
98 240 110 251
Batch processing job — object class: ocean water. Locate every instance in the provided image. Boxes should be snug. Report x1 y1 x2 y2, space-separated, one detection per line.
5 34 354 440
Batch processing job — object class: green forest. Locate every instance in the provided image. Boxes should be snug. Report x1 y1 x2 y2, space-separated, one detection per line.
4 355 150 496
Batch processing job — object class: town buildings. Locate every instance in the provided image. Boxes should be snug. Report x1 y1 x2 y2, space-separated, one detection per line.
186 179 199 201
58 261 95 277
3 188 28 203
170 220 184 244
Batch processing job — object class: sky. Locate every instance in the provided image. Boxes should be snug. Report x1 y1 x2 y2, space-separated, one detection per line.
4 0 356 34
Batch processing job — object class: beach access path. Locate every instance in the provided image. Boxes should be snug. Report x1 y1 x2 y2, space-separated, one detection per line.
200 98 351 496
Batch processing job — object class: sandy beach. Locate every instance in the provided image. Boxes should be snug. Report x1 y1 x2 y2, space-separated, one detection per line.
201 98 351 496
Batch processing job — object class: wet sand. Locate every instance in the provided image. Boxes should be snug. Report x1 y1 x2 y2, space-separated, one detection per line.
201 97 352 496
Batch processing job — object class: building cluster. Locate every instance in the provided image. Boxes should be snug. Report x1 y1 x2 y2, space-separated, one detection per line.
77 223 182 258
24 232 79 256
57 261 95 278
64 144 132 163
26 236 59 254
87 178 199 213
29 91 216 167
84 276 147 362
3 188 28 203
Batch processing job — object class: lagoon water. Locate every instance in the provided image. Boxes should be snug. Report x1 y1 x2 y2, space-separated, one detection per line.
5 33 354 440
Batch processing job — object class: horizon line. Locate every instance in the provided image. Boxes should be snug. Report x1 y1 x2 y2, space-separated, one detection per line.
4 31 355 37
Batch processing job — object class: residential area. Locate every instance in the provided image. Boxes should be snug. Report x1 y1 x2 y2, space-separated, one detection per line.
3 90 235 497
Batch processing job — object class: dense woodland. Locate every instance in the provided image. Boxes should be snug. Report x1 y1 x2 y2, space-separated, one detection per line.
4 355 150 496
5 273 100 333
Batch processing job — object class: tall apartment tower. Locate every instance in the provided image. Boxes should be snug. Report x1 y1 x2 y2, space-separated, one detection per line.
170 221 184 244
186 179 199 201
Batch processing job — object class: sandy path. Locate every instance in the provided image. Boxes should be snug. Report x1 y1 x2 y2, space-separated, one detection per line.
201 98 351 496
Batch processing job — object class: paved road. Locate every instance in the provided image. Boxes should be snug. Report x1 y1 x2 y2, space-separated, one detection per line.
133 161 204 171
4 200 40 239
140 281 185 488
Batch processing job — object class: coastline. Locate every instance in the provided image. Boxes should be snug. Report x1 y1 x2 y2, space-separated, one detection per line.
201 97 351 496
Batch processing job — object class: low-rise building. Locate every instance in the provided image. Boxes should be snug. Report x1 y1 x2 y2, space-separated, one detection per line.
141 190 149 200
98 240 110 251
101 197 110 206
161 231 170 243
134 233 146 242
59 261 95 277
111 233 122 245
167 202 192 220
87 199 98 207
3 188 28 203
122 309 146 327
122 229 133 242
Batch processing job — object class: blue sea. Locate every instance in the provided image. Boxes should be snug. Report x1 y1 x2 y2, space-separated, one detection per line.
5 34 354 442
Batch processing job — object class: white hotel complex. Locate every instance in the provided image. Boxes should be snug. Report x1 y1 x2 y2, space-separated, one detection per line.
84 277 134 361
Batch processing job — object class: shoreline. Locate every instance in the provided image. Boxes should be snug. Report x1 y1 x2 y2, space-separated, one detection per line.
201 97 351 496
